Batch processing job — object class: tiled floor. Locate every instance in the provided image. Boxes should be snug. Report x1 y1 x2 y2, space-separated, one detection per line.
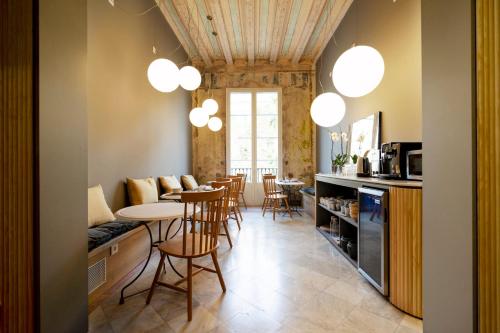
89 208 423 333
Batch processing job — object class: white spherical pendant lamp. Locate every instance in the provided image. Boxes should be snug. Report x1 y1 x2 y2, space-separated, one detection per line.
332 45 385 97
179 66 201 91
202 98 219 116
147 58 179 92
310 92 346 128
189 107 209 127
208 117 223 132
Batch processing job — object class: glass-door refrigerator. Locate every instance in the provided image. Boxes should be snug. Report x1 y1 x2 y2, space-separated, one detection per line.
358 187 389 295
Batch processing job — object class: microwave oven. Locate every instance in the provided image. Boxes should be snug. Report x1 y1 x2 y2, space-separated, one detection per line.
407 149 422 180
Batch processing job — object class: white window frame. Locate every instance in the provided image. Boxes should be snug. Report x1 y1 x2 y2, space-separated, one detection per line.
226 88 283 183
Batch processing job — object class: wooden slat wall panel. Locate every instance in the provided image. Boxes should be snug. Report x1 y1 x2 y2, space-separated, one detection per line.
0 0 35 332
389 187 422 318
477 1 500 332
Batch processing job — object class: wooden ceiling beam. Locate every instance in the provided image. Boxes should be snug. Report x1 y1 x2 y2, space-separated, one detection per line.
207 0 233 64
242 0 255 65
291 0 326 64
312 0 352 62
269 0 292 64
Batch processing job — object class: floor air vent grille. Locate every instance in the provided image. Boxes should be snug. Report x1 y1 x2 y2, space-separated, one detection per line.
88 257 106 294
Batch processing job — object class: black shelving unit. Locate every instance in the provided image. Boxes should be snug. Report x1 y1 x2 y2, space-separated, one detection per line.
315 179 359 267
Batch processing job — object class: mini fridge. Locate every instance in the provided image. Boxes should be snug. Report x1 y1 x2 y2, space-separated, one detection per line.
358 187 389 295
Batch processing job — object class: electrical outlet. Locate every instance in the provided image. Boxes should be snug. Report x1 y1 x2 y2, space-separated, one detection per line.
110 244 119 256
108 0 115 7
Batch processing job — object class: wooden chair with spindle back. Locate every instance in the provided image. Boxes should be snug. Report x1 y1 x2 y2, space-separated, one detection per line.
261 173 281 210
146 188 226 321
236 173 248 209
227 175 244 222
262 174 292 220
211 180 233 248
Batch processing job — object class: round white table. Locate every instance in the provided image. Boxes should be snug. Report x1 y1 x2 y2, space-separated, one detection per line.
275 180 305 215
115 202 194 304
159 193 182 202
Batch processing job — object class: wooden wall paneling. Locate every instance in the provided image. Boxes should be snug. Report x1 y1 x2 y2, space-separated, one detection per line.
0 0 35 331
389 187 423 318
477 0 500 331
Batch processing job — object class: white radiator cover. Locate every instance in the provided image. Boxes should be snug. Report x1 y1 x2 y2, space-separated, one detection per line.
88 257 106 294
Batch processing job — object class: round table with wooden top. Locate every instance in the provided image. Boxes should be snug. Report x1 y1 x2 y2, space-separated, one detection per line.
275 180 305 215
115 202 198 304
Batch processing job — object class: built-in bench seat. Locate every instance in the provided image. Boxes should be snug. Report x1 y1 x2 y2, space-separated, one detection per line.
88 220 142 252
300 186 316 218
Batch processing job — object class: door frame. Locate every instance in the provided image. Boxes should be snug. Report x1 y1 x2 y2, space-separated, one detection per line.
225 88 283 206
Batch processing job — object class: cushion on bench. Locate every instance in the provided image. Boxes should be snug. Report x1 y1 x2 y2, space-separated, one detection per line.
88 220 143 252
300 187 315 196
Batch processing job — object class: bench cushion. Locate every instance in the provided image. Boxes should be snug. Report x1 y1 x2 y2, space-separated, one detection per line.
88 220 143 252
300 186 315 196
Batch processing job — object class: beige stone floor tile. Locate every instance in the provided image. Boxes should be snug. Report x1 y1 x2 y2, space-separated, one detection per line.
400 314 423 332
90 208 414 333
284 292 356 332
325 278 371 305
167 306 219 333
336 308 399 333
222 305 282 333
102 294 165 333
88 306 113 333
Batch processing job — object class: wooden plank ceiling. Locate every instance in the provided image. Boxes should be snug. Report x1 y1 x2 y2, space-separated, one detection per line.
158 0 353 69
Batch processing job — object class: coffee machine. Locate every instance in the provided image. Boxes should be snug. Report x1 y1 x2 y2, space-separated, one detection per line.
379 142 422 179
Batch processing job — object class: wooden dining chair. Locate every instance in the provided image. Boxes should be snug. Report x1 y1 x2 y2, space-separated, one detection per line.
262 174 292 220
146 188 226 321
260 173 281 210
236 173 248 210
211 180 233 248
228 176 244 222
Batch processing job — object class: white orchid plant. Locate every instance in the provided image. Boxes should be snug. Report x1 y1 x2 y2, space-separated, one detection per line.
330 127 357 168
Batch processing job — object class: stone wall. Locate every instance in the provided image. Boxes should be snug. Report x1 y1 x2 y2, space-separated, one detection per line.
192 68 316 185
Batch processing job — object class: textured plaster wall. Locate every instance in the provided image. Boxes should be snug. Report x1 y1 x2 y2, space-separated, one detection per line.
192 70 316 186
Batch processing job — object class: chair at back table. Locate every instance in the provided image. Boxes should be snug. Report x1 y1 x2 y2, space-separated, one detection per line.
262 174 292 220
146 188 226 321
227 175 244 222
236 173 248 210
211 180 233 248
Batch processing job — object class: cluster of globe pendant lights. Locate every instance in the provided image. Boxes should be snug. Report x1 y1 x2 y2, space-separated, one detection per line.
147 58 222 132
311 45 385 128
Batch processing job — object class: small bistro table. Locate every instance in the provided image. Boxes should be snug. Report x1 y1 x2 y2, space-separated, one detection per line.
275 179 305 215
114 202 198 304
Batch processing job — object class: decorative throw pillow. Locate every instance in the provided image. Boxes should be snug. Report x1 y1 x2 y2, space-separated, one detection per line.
181 175 199 190
88 184 115 228
159 175 182 193
127 177 159 205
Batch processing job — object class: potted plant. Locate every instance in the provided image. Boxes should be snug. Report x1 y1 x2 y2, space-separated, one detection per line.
330 130 349 175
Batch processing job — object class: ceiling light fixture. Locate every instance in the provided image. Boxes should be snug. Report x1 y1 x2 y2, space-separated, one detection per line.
202 98 219 116
332 45 385 97
189 107 209 127
147 58 179 92
179 66 201 91
310 92 346 128
208 116 223 132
